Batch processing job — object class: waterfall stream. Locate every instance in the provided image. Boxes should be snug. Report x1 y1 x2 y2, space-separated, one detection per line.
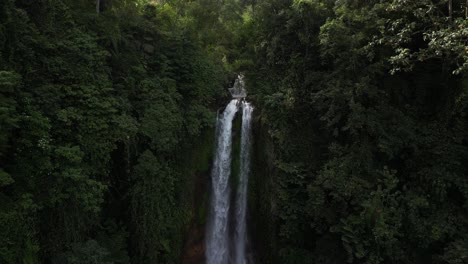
206 76 253 264
206 99 239 264
234 101 253 264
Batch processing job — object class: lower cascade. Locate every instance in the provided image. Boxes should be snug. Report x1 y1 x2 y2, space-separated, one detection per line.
206 77 254 264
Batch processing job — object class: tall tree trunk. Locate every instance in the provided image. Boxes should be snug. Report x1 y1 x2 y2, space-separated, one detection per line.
448 0 453 19
96 0 100 14
466 0 467 18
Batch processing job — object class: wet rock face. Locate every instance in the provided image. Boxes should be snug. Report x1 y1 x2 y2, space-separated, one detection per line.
182 225 206 264
228 74 247 99
180 129 214 264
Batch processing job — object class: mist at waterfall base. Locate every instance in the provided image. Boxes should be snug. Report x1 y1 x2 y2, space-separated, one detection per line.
206 77 253 264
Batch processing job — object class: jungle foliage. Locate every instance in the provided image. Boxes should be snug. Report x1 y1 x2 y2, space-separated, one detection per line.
1 0 467 264
0 0 234 263
240 0 468 264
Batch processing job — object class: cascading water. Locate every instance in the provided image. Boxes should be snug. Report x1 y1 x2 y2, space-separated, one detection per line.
206 99 239 264
234 101 253 264
206 75 253 264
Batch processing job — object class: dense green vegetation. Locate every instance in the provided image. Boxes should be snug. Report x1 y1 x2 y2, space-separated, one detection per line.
243 1 468 263
1 0 467 263
0 0 232 263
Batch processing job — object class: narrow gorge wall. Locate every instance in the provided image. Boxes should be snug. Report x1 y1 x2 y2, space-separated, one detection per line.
248 120 279 264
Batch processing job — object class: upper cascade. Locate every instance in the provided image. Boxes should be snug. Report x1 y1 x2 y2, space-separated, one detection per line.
229 74 247 99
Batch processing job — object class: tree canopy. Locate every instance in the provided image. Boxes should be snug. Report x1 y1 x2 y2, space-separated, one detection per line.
0 0 467 264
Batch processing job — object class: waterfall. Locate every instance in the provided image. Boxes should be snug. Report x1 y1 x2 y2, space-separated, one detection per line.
206 75 253 264
234 101 253 264
206 99 239 264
